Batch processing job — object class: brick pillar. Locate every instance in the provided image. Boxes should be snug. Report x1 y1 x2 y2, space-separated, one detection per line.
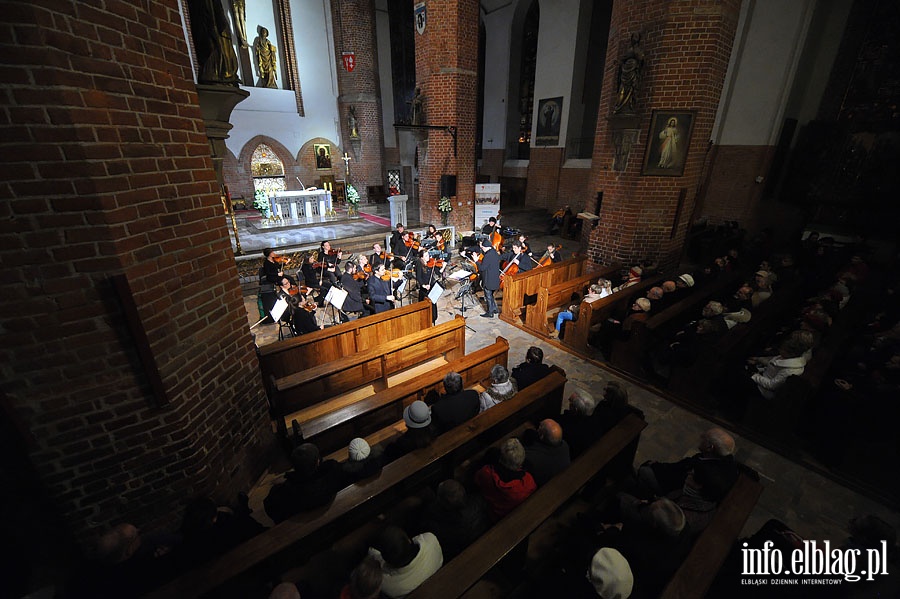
331 0 385 204
0 1 271 543
586 0 741 270
415 0 479 229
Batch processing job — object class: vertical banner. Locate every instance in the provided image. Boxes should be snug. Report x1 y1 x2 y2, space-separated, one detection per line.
474 184 501 231
342 52 356 72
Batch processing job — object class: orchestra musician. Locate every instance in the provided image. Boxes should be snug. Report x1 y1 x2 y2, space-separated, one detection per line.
501 240 532 273
481 216 499 235
261 248 284 284
277 276 319 335
415 249 445 324
370 242 386 268
478 237 500 318
319 240 343 286
366 263 396 313
543 243 563 264
517 234 532 258
340 261 365 319
301 253 320 290
390 223 408 265
425 224 450 260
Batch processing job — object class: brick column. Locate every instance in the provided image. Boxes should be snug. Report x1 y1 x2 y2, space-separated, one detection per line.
586 0 741 269
415 0 479 229
331 0 385 204
0 1 270 542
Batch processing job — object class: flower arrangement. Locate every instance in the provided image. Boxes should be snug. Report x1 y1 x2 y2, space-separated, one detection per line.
438 196 452 213
253 189 270 216
346 184 360 205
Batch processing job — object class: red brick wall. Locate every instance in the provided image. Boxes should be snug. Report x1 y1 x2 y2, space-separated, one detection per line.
586 0 741 270
699 144 775 230
331 0 386 204
415 0 479 230
0 1 270 543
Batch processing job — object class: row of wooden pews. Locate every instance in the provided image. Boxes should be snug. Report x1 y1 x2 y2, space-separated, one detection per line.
523 264 622 335
499 254 589 324
147 371 570 598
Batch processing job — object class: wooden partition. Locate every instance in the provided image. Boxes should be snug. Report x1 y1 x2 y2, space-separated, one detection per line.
499 255 586 323
562 275 667 354
302 337 511 455
661 473 764 599
257 301 432 382
148 371 568 599
408 413 648 599
525 264 621 334
272 316 467 430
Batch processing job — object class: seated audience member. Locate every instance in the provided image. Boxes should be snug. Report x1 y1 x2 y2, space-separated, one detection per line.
511 346 553 389
419 479 490 560
269 582 301 599
637 427 737 498
545 546 634 599
751 270 774 307
339 556 383 599
550 285 604 339
479 364 518 412
556 389 597 458
341 437 384 486
383 401 435 462
657 280 680 310
474 438 537 521
69 523 180 597
612 266 642 293
747 334 808 400
598 497 693 597
727 284 754 314
522 418 571 486
174 495 266 571
264 443 343 523
676 273 695 293
663 460 739 534
430 371 480 433
645 286 665 310
368 525 443 598
596 278 614 297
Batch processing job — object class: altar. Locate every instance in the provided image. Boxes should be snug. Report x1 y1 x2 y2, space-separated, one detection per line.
270 189 332 219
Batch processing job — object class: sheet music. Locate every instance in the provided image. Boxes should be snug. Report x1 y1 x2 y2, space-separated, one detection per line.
325 286 348 310
448 269 472 280
270 298 288 322
427 282 444 304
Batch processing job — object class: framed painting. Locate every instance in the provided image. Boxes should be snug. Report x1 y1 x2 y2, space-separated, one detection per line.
642 110 695 176
314 143 332 169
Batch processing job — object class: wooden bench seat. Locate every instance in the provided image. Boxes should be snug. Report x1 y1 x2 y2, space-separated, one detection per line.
661 473 764 599
271 316 467 433
499 255 587 323
257 301 433 382
297 337 511 455
147 371 569 599
407 412 648 599
562 274 667 355
524 264 621 335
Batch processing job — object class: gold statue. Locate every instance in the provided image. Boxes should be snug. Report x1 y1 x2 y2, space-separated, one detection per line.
255 27 278 89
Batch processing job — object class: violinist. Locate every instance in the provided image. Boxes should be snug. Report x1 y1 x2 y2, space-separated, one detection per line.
415 250 445 323
426 224 450 260
478 237 500 318
277 276 319 335
370 243 386 268
261 248 284 285
390 223 409 266
340 262 365 318
366 264 395 313
301 253 321 290
319 240 343 286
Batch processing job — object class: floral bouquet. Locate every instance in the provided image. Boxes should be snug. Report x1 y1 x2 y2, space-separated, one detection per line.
438 196 452 225
253 189 270 217
346 184 360 205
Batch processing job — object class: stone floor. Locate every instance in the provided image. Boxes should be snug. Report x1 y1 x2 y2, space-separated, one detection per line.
242 206 899 551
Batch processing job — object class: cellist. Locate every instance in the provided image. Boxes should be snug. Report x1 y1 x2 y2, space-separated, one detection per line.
500 240 532 277
541 243 563 264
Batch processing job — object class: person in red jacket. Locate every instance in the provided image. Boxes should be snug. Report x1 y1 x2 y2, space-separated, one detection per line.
474 437 537 521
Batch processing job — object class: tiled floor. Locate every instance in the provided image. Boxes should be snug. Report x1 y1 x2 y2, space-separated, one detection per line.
243 205 900 550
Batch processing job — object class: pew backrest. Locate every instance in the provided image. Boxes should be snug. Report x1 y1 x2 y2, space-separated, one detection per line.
525 264 621 334
499 255 586 321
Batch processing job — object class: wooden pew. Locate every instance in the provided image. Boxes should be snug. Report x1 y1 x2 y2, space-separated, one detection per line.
147 371 569 599
660 473 764 599
299 337 510 455
524 264 621 335
407 412 648 599
609 271 741 375
562 275 667 355
499 255 586 324
272 316 467 434
257 301 432 382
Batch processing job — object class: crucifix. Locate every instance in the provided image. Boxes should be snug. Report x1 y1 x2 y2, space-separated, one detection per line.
341 152 352 176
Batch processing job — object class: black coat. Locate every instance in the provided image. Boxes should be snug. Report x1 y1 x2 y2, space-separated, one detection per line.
431 389 480 432
480 248 500 291
367 276 393 313
510 361 552 390
340 273 364 312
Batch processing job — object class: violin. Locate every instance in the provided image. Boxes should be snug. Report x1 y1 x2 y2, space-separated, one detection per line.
538 244 562 267
425 258 444 269
272 254 290 264
287 285 312 296
301 298 317 312
353 270 368 281
379 252 394 261
403 237 421 250
363 264 373 274
326 247 343 256
380 268 403 281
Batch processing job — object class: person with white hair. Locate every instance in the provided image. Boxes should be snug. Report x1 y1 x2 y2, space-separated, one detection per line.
478 364 518 412
636 427 738 497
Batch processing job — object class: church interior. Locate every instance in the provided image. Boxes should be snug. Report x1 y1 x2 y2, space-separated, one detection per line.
2 0 899 597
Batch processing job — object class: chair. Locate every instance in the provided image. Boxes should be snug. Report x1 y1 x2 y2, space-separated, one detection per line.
277 318 295 341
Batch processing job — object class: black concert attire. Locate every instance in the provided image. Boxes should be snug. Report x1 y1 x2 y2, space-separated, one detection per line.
481 221 498 235
370 251 386 269
261 258 282 285
415 259 442 323
548 251 563 264
301 262 321 289
480 247 500 316
500 250 532 273
367 275 394 313
340 272 365 315
277 287 319 335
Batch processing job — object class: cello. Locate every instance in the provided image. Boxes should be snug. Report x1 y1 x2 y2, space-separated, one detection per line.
537 244 563 267
490 214 503 252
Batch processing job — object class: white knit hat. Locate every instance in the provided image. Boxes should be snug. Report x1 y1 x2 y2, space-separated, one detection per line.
348 437 371 461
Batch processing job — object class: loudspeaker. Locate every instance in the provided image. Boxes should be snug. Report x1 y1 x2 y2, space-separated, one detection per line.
439 174 457 198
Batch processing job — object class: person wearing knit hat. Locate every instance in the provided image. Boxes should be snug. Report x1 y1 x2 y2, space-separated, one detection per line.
589 547 634 599
341 437 384 486
634 297 651 312
677 273 694 288
383 401 435 463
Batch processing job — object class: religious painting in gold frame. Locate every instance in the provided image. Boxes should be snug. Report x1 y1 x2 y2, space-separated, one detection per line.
314 143 332 169
641 110 694 177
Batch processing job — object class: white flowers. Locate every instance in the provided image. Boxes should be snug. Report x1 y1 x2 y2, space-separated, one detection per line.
438 196 452 213
346 184 360 205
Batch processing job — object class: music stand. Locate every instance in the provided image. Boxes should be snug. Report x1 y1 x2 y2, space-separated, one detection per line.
322 286 349 326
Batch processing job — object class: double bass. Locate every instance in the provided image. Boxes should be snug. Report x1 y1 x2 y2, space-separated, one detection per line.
489 214 503 252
